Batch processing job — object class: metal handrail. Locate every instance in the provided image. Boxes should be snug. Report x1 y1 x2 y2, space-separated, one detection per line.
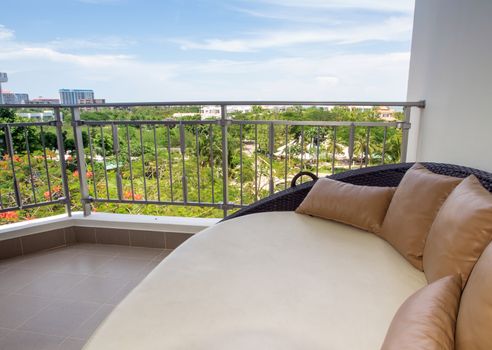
0 100 426 109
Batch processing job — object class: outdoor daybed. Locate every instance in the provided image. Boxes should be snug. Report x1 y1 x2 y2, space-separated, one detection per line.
84 163 492 350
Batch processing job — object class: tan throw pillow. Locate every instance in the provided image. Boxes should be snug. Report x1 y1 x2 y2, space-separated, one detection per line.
295 178 395 233
381 274 462 350
423 175 492 285
456 242 492 350
379 163 462 270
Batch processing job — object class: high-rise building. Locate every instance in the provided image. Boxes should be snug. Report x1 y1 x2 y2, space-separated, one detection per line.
15 93 29 104
59 89 95 105
0 72 8 104
0 91 29 104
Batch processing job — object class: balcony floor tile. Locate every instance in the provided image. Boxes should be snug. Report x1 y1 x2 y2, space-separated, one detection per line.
0 243 171 349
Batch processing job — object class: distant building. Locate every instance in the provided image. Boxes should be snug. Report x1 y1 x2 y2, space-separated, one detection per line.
200 106 221 119
78 98 106 111
0 72 7 104
59 89 95 105
347 105 373 111
376 106 397 121
16 93 29 104
0 91 29 104
78 98 106 105
17 110 58 121
30 97 60 105
228 105 253 113
263 105 289 112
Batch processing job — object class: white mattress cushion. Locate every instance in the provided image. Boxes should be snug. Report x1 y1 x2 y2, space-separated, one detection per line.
84 212 427 350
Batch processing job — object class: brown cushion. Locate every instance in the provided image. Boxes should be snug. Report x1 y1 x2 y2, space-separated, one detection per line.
423 175 492 285
381 274 462 350
456 242 492 350
379 163 462 269
295 178 395 233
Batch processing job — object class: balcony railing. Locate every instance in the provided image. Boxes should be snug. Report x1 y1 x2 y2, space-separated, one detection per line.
0 101 425 220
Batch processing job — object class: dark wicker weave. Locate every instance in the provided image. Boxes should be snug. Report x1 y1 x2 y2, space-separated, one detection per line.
223 162 492 222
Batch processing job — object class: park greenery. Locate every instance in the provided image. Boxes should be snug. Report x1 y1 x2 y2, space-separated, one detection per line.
0 106 403 224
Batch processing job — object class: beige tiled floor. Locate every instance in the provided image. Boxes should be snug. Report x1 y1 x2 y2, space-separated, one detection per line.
0 243 172 350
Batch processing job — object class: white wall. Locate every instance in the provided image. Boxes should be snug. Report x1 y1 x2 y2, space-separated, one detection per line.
407 0 492 172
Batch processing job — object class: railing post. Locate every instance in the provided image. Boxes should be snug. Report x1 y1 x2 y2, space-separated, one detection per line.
400 106 412 163
54 107 72 216
72 107 92 216
220 105 229 217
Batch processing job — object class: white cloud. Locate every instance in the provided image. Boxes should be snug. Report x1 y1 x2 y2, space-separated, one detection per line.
0 25 14 41
315 76 340 86
230 6 344 24
47 36 136 51
0 46 133 68
177 16 413 52
249 0 414 13
0 24 411 101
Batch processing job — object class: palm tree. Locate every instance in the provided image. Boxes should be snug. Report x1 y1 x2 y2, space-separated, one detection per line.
352 132 379 168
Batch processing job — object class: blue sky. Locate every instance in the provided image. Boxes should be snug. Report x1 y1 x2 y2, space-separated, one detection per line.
0 0 415 102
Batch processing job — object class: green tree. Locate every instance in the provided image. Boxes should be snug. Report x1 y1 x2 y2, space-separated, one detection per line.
0 108 41 154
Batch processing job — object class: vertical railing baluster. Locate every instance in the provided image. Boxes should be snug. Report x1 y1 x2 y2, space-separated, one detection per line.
139 125 147 201
87 126 98 200
125 125 135 201
208 124 214 204
239 124 243 205
284 125 288 189
5 125 21 208
167 126 174 202
195 126 201 203
348 124 355 170
179 122 188 204
1 131 9 208
99 125 110 199
254 124 258 200
112 124 123 200
72 107 90 215
40 126 52 201
153 125 161 202
331 127 337 175
0 132 4 208
220 105 229 217
382 127 388 165
364 127 370 168
316 126 320 177
300 125 305 172
24 128 37 203
268 123 274 195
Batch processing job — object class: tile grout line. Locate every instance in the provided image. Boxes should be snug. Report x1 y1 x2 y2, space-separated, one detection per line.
66 302 107 341
0 328 67 343
9 292 104 341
